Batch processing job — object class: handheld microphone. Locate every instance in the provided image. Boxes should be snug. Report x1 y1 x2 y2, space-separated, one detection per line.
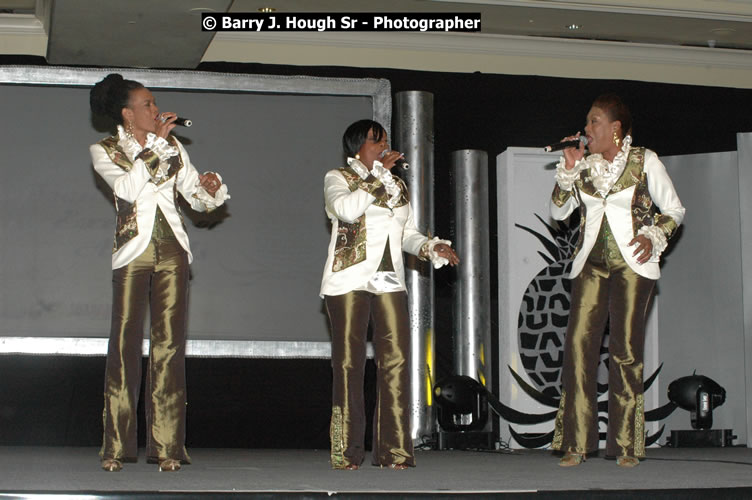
380 150 410 170
159 115 192 127
544 136 588 152
174 117 192 127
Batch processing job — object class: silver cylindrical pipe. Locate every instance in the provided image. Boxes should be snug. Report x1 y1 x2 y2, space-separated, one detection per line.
393 91 436 442
452 150 492 430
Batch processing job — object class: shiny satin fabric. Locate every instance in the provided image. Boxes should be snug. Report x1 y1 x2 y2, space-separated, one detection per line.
101 211 191 463
552 217 655 458
325 290 414 468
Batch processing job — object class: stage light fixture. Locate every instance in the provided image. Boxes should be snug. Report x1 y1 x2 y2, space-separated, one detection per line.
433 375 488 432
667 373 726 430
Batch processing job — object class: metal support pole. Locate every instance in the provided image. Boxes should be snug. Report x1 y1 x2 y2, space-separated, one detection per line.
393 91 436 442
451 149 492 430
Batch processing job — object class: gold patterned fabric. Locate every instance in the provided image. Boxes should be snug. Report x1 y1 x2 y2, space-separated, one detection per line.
100 212 191 464
339 166 409 209
98 136 184 251
330 167 410 273
332 215 367 272
114 197 139 252
552 216 654 458
561 147 678 250
325 290 414 468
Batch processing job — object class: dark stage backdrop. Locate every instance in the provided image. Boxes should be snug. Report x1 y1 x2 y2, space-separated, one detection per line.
1 56 751 448
0 82 371 342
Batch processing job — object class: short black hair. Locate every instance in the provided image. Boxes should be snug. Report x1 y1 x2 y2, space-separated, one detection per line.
89 73 144 125
342 119 387 157
592 93 633 138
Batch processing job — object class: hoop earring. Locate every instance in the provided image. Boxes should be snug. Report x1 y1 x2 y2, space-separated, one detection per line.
613 131 620 147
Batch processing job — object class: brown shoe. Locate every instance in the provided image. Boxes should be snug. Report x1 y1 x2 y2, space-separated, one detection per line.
616 456 640 468
101 458 122 472
388 463 408 470
158 458 181 472
558 452 585 467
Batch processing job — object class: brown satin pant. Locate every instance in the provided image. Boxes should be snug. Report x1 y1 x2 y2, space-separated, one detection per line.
552 254 655 458
101 235 190 463
325 290 414 468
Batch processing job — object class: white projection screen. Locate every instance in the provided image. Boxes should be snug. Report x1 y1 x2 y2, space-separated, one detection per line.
0 66 391 357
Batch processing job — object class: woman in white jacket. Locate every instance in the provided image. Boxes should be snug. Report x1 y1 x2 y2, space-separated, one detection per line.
550 94 684 468
321 120 458 470
89 74 229 473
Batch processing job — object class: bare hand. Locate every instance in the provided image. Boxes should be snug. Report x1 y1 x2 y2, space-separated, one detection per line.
562 132 585 170
199 172 221 197
379 150 404 171
434 243 460 266
155 112 178 139
629 234 653 264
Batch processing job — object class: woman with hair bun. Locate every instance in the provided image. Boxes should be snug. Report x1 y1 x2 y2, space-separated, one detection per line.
89 74 230 472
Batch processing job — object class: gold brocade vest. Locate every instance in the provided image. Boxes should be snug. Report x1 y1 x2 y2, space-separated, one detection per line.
97 135 183 252
569 147 676 261
331 167 409 273
588 217 622 267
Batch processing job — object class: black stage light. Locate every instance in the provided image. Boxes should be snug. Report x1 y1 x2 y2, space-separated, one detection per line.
667 373 726 429
433 375 488 432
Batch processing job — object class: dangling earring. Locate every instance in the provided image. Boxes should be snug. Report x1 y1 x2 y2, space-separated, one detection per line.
613 131 620 147
126 121 134 138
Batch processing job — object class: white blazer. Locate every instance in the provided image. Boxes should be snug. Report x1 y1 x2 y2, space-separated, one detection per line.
90 138 208 269
551 148 685 280
320 168 428 297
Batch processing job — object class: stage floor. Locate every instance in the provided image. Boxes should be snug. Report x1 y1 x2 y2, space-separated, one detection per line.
1 446 751 498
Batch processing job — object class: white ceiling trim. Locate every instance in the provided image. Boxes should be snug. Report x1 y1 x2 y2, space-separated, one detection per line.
429 0 752 21
212 30 752 71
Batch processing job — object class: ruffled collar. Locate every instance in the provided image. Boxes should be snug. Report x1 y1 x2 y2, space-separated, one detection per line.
346 157 401 208
347 157 382 180
583 135 632 197
117 125 147 162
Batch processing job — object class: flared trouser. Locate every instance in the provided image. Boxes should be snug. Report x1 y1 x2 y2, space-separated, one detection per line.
101 237 191 463
325 290 414 468
552 258 655 458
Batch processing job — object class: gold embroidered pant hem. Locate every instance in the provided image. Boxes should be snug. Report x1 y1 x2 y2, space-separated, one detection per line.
325 291 415 468
101 237 191 463
552 259 655 458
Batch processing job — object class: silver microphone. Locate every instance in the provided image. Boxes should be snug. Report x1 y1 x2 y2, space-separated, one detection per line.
380 149 410 170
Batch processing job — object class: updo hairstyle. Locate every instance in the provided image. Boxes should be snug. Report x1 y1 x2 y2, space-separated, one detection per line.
89 73 144 125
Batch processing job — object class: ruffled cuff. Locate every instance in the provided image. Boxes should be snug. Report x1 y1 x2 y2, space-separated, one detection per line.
637 225 668 261
420 237 453 269
193 172 231 211
144 133 179 163
555 157 584 191
371 163 402 208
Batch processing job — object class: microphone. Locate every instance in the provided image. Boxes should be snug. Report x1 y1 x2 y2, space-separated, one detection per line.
174 117 192 127
159 115 192 127
380 150 410 170
544 136 588 152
